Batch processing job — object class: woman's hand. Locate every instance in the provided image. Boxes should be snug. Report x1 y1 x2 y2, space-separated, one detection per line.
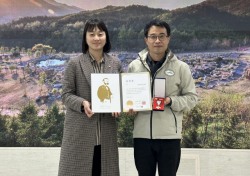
82 100 94 118
112 112 120 118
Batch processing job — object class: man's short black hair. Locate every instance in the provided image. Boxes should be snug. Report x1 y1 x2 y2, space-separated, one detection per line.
144 19 171 37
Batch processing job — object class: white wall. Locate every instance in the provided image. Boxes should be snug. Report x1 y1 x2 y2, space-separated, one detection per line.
0 148 249 176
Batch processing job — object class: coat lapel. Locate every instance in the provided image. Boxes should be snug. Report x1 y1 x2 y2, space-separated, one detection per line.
79 53 116 86
103 53 114 73
79 54 93 86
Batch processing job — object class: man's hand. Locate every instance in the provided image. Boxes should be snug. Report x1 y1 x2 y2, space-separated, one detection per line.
127 109 137 116
164 97 171 106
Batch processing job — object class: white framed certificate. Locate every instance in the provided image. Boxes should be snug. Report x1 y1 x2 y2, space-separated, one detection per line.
121 72 152 112
91 72 152 113
91 73 121 113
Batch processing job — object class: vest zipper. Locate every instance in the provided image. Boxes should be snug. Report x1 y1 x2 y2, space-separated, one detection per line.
170 107 177 133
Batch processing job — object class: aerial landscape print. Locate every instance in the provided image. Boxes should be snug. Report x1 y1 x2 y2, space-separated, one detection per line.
0 0 249 148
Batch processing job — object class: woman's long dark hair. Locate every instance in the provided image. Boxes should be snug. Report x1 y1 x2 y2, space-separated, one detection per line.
82 19 111 53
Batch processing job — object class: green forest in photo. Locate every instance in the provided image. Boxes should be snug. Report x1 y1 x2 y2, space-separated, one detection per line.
0 90 249 148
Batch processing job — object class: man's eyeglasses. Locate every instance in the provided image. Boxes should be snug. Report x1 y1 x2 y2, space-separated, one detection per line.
147 34 168 41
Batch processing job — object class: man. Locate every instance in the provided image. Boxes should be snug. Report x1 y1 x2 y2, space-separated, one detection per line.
97 78 112 103
128 19 198 176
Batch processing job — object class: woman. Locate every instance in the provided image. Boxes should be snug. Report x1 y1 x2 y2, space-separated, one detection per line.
58 19 122 176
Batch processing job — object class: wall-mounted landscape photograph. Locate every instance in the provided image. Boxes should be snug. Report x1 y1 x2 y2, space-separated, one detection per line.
0 0 249 148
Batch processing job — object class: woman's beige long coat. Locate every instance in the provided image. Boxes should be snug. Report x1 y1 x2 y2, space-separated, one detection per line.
58 53 122 176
